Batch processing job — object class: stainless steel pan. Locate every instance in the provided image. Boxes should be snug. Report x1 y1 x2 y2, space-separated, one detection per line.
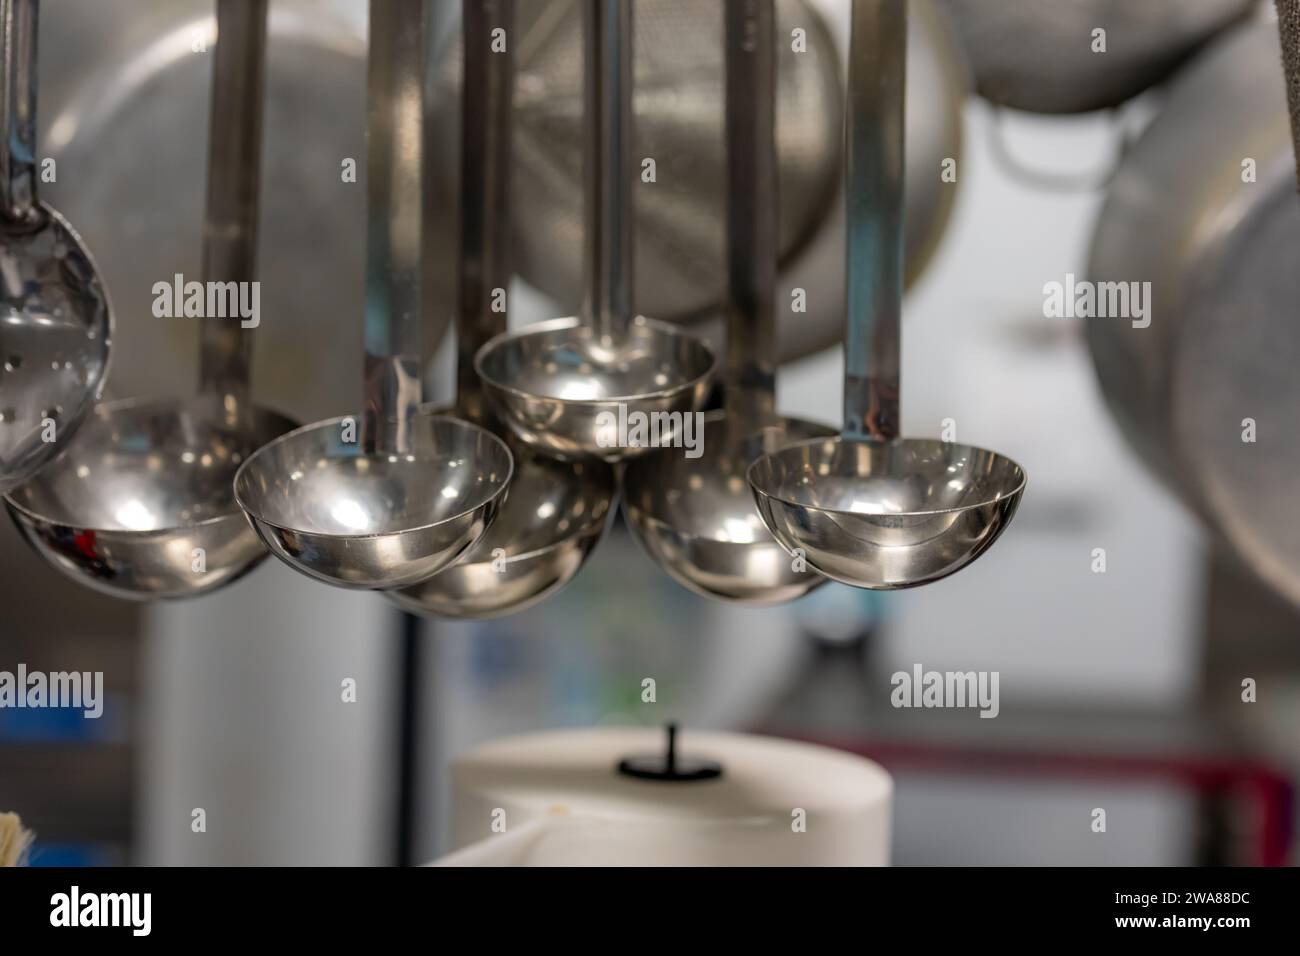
940 0 1255 114
1088 14 1300 605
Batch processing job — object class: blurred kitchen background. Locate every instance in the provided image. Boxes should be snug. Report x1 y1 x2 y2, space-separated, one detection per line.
1 0 1297 865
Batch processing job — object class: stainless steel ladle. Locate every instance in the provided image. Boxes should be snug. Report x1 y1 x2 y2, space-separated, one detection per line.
473 0 715 462
748 0 1025 590
390 0 615 620
0 0 110 496
234 0 512 591
6 0 297 600
623 0 833 605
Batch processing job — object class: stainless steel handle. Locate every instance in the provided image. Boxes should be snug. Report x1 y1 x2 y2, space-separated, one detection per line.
363 0 427 455
198 0 267 401
581 0 633 343
457 0 514 422
0 0 37 223
724 0 778 427
843 0 906 442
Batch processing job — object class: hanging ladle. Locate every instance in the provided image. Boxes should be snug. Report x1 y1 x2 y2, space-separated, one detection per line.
748 0 1025 590
390 0 615 619
0 0 111 495
234 0 512 591
6 0 298 600
473 0 715 462
623 0 833 605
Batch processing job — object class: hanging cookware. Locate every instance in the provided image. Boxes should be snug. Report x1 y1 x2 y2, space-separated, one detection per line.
939 0 1254 114
35 0 402 420
0 0 111 495
748 0 1025 590
474 0 716 462
1087 13 1300 606
234 0 512 592
431 0 967 363
623 0 833 605
390 0 616 620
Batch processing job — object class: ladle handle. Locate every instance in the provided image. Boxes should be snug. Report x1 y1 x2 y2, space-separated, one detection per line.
363 0 427 455
0 0 37 223
842 0 906 442
457 0 514 423
724 0 777 427
197 0 267 402
581 0 633 343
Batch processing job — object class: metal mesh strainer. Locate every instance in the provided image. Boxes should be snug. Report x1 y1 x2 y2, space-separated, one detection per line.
1279 0 1300 188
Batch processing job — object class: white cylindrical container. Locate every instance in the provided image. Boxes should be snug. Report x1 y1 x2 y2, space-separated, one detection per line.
439 728 891 866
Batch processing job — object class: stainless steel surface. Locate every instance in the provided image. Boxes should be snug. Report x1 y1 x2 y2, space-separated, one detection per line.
390 0 616 620
750 437 1024 589
6 0 297 601
235 0 511 592
476 315 714 461
7 393 295 598
36 0 378 420
626 413 834 602
197 0 268 402
235 413 512 591
474 0 715 462
1088 16 1300 606
1282 0 1300 183
939 0 1254 114
433 0 965 363
749 0 1024 590
0 0 111 496
623 0 833 605
389 447 614 618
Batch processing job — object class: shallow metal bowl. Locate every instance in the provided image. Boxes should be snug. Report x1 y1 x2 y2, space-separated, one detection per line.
5 393 295 599
389 439 615 619
623 412 835 604
233 413 513 590
748 437 1026 589
474 316 715 461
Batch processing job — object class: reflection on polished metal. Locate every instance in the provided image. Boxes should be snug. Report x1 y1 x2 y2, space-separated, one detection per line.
389 449 614 618
474 0 714 462
749 0 1025 590
236 414 511 590
939 0 1253 115
432 0 841 332
749 439 1024 589
7 394 295 598
390 0 615 620
38 0 378 416
6 0 298 600
624 0 833 605
431 0 965 365
1088 17 1300 607
234 0 511 591
0 0 111 495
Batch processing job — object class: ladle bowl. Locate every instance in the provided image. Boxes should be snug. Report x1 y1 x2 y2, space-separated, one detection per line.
475 316 715 461
389 422 616 619
748 437 1025 589
233 412 513 590
0 206 111 495
5 392 294 599
624 412 834 604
